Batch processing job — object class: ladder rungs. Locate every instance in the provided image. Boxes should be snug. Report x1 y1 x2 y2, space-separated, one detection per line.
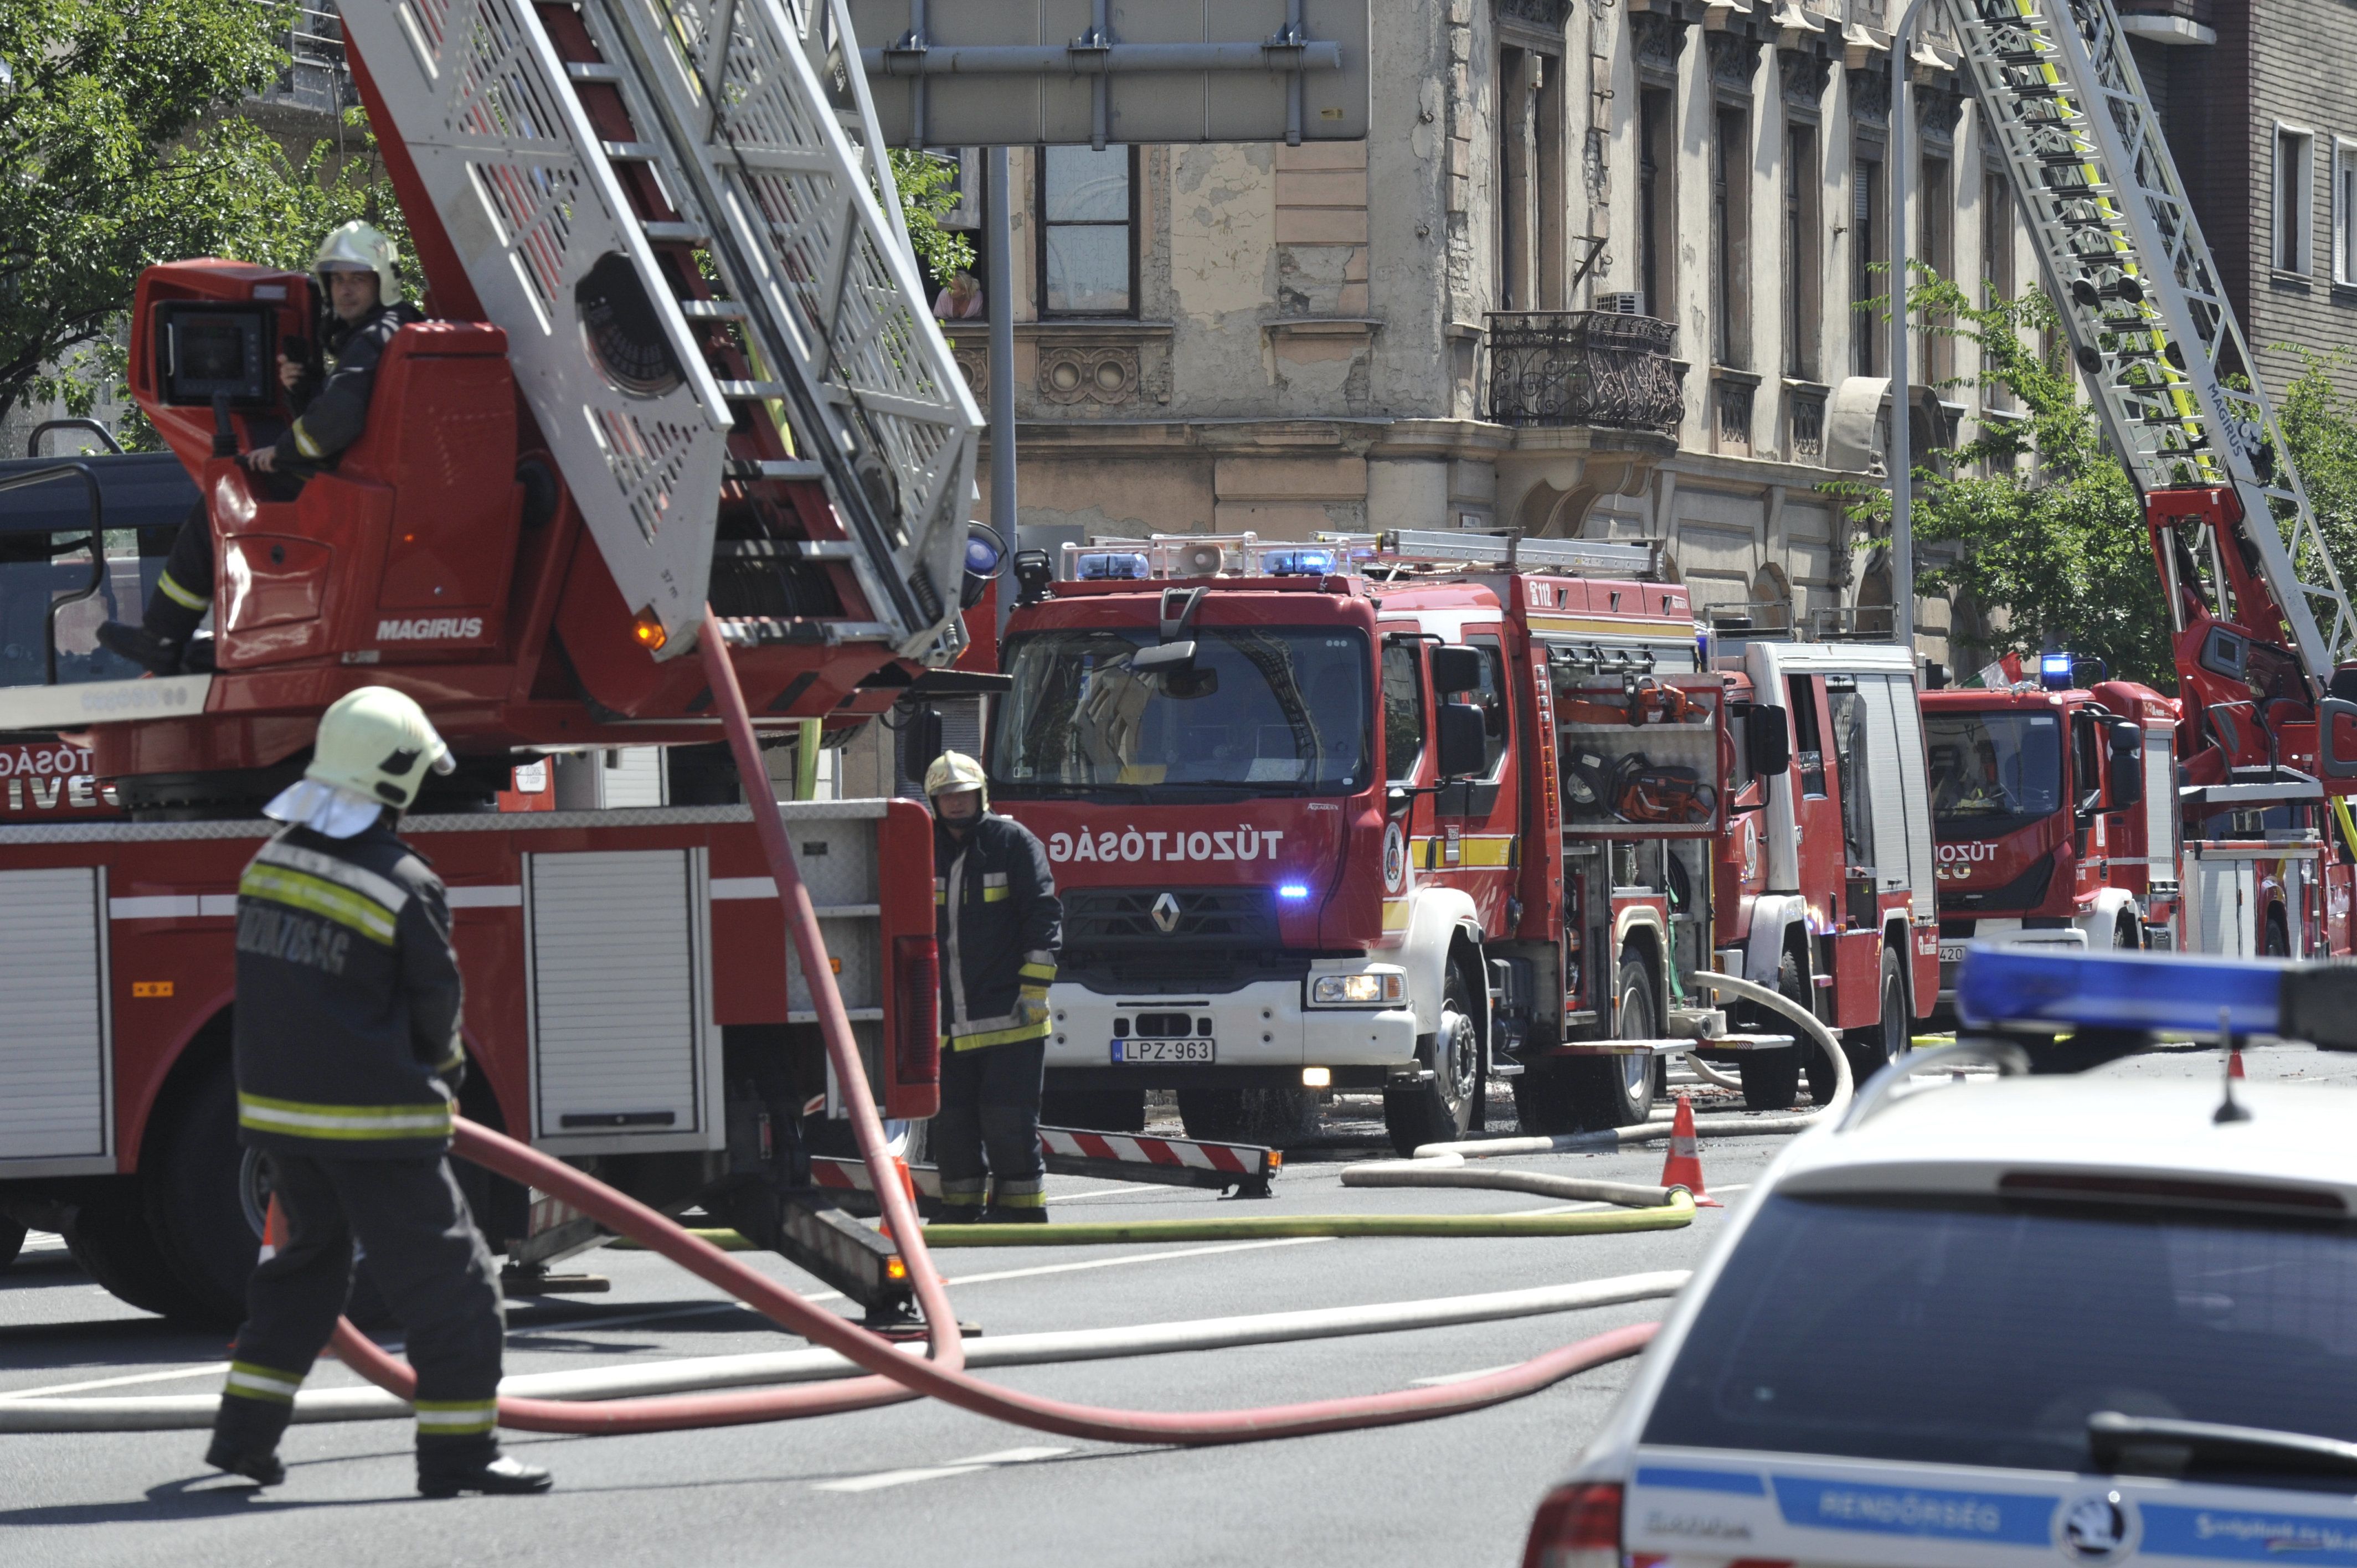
717 379 791 399
678 298 749 320
565 61 623 82
601 140 662 162
641 221 709 244
716 538 857 560
726 458 826 482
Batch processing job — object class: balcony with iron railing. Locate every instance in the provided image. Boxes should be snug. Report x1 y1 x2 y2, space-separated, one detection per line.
1483 312 1686 434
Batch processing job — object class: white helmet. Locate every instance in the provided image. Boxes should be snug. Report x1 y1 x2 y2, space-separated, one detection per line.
923 749 987 811
314 220 403 307
307 687 454 811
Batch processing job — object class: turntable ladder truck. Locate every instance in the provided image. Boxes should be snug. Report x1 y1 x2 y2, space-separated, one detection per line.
0 0 982 1323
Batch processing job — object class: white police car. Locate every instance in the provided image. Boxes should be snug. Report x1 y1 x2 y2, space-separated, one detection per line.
1522 1040 2357 1568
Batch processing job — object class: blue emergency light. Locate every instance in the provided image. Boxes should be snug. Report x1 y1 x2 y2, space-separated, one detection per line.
1954 944 2282 1036
1263 549 1336 577
2039 651 2074 689
1076 551 1150 581
1277 884 1311 900
965 535 1001 575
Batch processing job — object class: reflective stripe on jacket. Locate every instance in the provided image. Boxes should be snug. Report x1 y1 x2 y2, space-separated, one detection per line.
231 822 465 1158
935 812 1062 1051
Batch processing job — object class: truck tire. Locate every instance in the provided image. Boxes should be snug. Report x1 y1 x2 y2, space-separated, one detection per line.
1040 1087 1147 1134
1736 950 1806 1111
1177 1086 1322 1148
0 1215 23 1268
1841 947 1911 1087
1561 950 1660 1129
1383 955 1483 1155
143 1062 266 1326
1511 1058 1579 1133
2266 910 2291 957
63 1184 208 1321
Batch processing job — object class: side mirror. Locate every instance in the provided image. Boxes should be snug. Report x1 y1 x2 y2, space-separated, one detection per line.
1430 645 1483 695
1438 702 1486 779
1742 703 1793 777
1130 639 1197 672
2320 697 2357 781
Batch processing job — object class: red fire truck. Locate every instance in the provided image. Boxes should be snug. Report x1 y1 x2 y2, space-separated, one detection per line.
0 1 975 1316
988 530 1936 1153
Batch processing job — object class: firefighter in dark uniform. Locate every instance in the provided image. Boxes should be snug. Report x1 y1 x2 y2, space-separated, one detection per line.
205 686 551 1498
926 751 1062 1223
99 221 425 676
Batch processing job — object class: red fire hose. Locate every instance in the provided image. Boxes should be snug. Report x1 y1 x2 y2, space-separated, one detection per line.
324 609 1664 1444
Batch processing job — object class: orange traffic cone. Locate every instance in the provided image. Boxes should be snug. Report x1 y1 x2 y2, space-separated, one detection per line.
1658 1094 1721 1208
259 1195 287 1263
876 1155 921 1241
2229 1049 2246 1080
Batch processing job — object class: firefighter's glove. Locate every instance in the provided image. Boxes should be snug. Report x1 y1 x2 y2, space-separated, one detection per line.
1015 987 1051 1029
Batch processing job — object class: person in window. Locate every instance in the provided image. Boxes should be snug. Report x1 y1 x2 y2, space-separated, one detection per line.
932 270 984 321
96 221 424 676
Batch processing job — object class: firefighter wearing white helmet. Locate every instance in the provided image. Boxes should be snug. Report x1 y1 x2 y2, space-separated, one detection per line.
926 750 1063 1222
97 221 425 677
207 688 553 1499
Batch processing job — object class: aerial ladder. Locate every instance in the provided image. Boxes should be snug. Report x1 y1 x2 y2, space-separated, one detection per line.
0 0 981 804
1941 0 2357 949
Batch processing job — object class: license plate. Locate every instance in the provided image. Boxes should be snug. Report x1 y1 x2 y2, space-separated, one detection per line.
1939 943 1968 965
1111 1038 1216 1064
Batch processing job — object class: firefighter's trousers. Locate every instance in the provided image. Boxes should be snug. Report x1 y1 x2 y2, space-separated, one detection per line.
141 502 214 643
934 1038 1047 1214
213 1152 506 1466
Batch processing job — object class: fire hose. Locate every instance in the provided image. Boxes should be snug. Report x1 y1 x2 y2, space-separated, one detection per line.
253 610 1680 1445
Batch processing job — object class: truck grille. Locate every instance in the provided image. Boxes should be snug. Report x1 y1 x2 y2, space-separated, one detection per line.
1062 888 1279 946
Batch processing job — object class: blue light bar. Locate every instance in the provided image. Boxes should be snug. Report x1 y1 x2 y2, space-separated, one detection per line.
1076 551 1150 581
1955 945 2283 1036
965 535 1001 575
1263 549 1336 577
1277 884 1311 900
2039 651 2073 689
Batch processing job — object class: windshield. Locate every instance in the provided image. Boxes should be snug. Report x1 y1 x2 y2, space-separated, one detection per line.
1926 710 2062 829
1643 1193 2357 1484
993 626 1371 796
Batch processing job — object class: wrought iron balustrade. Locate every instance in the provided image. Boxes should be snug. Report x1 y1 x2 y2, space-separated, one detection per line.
1484 312 1685 434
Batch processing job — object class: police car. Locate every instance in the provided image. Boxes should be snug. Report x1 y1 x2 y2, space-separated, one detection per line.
1522 950 2357 1568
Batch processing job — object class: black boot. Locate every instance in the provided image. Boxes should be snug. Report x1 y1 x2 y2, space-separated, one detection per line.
206 1391 291 1486
418 1448 553 1498
203 1437 286 1487
97 621 186 676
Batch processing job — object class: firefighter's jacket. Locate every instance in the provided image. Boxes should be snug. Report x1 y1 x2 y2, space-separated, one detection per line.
231 822 466 1157
935 812 1062 1050
271 301 426 472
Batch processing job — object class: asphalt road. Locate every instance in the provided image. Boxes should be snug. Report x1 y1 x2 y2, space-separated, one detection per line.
3 1045 2347 1568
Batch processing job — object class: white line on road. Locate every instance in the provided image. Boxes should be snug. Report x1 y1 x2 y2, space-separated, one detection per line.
0 1363 229 1401
814 1446 1072 1493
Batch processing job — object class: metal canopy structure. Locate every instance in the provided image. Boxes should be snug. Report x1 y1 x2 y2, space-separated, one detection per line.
845 1 1370 147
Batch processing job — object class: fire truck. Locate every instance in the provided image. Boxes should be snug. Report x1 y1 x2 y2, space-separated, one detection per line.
987 529 1936 1153
0 0 976 1318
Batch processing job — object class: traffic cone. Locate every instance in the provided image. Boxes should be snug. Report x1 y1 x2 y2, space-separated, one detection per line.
1658 1094 1721 1208
876 1156 920 1241
259 1195 287 1263
2229 1049 2246 1080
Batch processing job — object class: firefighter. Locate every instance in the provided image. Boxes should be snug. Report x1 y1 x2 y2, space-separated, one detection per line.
98 221 425 676
205 686 551 1498
926 750 1062 1223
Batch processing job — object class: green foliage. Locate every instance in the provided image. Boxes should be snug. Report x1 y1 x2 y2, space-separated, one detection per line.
1833 266 2175 688
887 148 973 290
2276 347 2357 580
1 1 403 436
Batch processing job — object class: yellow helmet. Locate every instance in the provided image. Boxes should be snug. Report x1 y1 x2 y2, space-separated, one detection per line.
306 687 454 811
315 220 403 306
923 749 987 809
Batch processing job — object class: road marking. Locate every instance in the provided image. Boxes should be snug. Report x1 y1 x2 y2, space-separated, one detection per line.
1047 1184 1183 1204
1412 1364 1517 1387
814 1446 1071 1493
943 1235 1332 1288
0 1362 230 1400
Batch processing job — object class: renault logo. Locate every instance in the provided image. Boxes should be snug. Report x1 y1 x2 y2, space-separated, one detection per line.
1151 891 1181 933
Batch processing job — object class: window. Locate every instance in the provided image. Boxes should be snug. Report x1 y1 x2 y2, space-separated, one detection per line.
1037 145 1134 316
1919 153 1952 383
1382 640 1427 783
1466 635 1514 781
1784 126 1820 379
1712 105 1750 368
2335 139 2357 287
1827 682 1874 868
2277 125 2315 275
1853 154 1882 376
1785 673 1826 797
1638 89 1676 318
1496 48 1565 310
1982 166 2016 411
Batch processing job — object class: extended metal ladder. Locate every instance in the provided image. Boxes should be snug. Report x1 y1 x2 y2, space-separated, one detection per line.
340 0 979 658
1944 0 2357 685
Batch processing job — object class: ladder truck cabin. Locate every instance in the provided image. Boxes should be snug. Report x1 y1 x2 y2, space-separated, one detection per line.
0 0 983 1321
1919 0 2357 973
987 532 1936 1154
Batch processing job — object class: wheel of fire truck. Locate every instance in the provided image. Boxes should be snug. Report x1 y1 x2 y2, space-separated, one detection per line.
1382 953 1484 1155
61 1182 208 1321
1176 1085 1322 1148
1041 1088 1148 1134
138 1060 271 1324
1839 946 1911 1087
1563 948 1663 1130
1735 949 1809 1111
0 1215 23 1268
2266 909 2292 957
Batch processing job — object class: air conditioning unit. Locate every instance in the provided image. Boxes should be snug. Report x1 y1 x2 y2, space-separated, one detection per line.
1595 291 1645 316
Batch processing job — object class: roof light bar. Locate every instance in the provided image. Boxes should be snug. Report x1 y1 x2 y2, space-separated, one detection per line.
1955 945 2282 1038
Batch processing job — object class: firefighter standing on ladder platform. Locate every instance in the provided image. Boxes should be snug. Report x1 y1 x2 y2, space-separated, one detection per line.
927 751 1062 1223
206 687 551 1498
